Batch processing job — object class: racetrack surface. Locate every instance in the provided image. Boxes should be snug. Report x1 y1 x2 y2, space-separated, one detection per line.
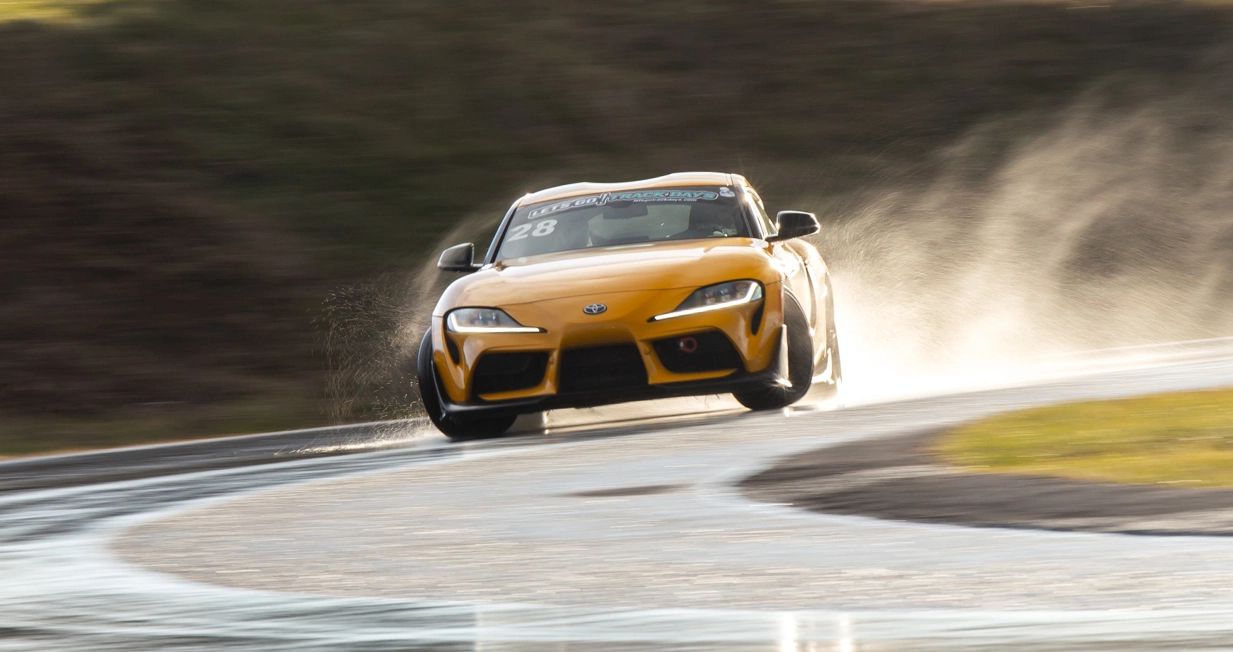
5 342 1233 650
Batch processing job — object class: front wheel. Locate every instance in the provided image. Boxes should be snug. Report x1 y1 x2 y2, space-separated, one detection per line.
416 331 515 441
733 298 813 410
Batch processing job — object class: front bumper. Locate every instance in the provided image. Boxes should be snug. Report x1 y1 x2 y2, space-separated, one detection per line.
438 364 783 417
431 283 785 416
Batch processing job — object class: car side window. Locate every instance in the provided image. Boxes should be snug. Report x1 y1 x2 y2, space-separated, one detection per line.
746 188 776 238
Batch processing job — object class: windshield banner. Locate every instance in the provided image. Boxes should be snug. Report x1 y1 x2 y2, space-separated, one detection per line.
529 189 722 218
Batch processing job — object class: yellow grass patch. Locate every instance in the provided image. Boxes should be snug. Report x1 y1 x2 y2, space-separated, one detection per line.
936 389 1233 488
0 0 114 23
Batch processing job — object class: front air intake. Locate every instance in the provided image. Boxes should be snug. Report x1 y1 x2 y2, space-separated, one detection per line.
653 330 742 373
472 352 548 396
558 344 648 393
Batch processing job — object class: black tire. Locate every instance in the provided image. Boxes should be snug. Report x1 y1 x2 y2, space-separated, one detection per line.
733 297 813 410
416 331 515 441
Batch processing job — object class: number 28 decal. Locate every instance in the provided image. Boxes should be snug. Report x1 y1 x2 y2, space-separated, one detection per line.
507 219 557 241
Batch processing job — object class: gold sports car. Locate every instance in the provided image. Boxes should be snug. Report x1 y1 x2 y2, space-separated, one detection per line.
417 172 841 440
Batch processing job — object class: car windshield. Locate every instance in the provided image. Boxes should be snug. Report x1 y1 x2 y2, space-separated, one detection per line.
495 186 750 260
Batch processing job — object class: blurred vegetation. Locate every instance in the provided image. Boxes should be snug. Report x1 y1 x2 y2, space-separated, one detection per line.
3 0 1232 454
937 389 1233 488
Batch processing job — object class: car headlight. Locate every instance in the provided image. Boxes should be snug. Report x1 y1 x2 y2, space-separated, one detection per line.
446 308 544 333
651 280 763 321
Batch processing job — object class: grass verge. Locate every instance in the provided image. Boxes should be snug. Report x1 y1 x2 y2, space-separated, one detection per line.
0 394 325 458
935 389 1233 488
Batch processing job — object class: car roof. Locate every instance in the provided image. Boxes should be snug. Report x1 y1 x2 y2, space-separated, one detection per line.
520 172 748 205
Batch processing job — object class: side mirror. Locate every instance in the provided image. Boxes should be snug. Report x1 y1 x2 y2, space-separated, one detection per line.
437 242 481 272
766 210 820 242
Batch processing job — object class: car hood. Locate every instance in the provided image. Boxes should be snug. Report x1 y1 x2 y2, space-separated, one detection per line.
435 238 776 310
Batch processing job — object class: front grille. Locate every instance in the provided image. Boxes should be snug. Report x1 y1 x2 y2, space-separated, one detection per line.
472 352 548 395
558 344 648 393
653 330 743 373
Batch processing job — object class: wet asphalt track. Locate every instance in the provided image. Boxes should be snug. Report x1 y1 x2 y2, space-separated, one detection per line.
4 342 1233 650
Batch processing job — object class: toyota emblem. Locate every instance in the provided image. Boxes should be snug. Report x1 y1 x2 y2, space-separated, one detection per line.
582 303 607 315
